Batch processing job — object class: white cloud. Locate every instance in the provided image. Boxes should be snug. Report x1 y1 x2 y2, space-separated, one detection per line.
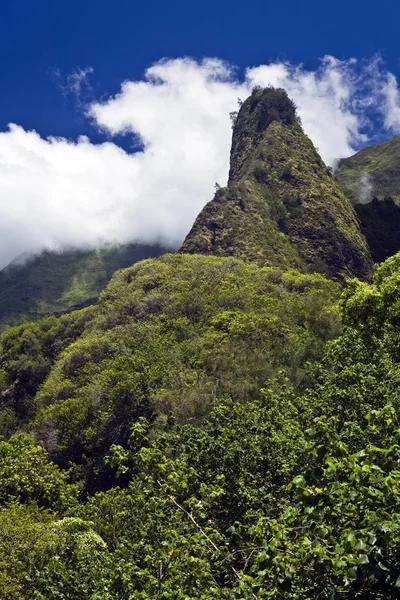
381 72 400 130
247 56 365 165
66 66 94 96
0 55 399 269
51 66 95 109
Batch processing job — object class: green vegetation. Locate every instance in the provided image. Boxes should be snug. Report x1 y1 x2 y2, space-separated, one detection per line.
336 134 400 204
0 242 167 332
181 88 373 282
2 87 400 597
0 254 341 483
0 252 400 596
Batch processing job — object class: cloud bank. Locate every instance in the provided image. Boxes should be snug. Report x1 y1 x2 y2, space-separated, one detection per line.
0 55 400 269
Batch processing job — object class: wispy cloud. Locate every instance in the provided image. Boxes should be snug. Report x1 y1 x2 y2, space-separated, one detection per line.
0 55 399 269
358 172 374 204
51 65 95 109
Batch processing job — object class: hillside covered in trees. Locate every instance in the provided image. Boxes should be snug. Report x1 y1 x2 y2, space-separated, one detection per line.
0 243 167 332
2 88 400 598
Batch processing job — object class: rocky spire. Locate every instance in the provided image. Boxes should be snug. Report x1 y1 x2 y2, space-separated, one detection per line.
180 87 373 281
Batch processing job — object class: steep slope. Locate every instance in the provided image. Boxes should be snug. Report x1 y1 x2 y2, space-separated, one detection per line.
0 242 167 331
336 134 400 204
180 87 373 281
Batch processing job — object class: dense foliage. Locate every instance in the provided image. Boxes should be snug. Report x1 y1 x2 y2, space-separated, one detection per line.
0 254 340 486
1 250 400 596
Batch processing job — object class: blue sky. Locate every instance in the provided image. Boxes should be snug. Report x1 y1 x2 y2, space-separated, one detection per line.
1 0 400 267
2 0 399 142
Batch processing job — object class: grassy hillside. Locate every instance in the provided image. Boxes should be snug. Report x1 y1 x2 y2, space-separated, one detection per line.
0 243 167 331
181 88 373 282
336 134 400 204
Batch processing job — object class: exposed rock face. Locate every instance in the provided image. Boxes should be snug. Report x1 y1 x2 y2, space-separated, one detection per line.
180 87 373 281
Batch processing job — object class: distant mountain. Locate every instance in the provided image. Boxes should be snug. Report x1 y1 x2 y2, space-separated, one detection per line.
336 135 400 262
336 135 400 204
180 87 373 281
0 243 168 331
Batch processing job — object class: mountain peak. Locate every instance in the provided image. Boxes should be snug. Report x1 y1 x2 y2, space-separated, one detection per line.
181 87 373 281
229 87 298 182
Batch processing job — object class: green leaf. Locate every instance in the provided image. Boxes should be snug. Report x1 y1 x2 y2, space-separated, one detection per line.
355 540 367 551
347 566 358 580
292 475 306 487
346 532 356 548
